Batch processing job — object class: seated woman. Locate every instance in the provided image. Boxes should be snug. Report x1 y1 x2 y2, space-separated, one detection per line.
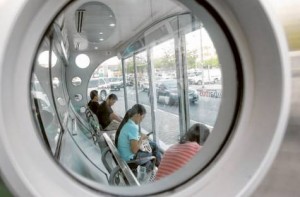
155 123 210 180
115 104 161 172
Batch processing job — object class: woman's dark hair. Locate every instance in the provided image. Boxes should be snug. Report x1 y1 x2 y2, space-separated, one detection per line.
180 123 210 145
115 104 146 147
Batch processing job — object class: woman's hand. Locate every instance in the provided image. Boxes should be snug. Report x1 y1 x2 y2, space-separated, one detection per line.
130 134 148 153
140 133 148 140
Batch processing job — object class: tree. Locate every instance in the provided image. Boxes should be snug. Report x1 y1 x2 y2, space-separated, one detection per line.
125 58 134 73
152 50 175 70
203 57 220 68
186 49 198 69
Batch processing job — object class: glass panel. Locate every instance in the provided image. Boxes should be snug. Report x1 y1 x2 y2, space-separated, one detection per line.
150 39 179 145
185 23 222 127
50 42 69 123
124 57 137 109
89 57 126 116
135 51 152 131
31 47 62 155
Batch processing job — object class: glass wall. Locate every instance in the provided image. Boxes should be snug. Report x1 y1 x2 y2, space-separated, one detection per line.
151 39 180 145
185 26 222 127
31 41 63 155
135 51 152 131
82 14 222 146
88 57 126 117
121 14 223 145
124 57 137 109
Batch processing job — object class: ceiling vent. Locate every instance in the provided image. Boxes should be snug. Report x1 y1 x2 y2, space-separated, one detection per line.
76 9 85 33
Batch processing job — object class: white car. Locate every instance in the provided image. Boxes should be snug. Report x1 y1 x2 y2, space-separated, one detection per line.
87 78 111 101
139 80 149 91
188 69 221 85
106 77 123 91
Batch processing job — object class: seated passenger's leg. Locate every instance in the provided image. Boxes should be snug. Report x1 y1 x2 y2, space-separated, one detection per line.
135 151 154 172
149 141 162 166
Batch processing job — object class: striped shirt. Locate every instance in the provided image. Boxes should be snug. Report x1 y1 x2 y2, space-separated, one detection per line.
155 142 201 180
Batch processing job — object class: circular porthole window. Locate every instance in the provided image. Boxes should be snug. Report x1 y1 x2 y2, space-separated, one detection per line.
57 97 66 106
75 54 90 68
80 106 86 113
74 94 82 102
52 77 60 88
38 51 57 68
29 0 241 194
72 77 82 86
0 0 290 197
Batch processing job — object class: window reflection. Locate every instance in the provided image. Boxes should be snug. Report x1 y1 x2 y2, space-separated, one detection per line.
31 74 61 154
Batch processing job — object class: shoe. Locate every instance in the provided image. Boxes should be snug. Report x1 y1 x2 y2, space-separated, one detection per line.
147 166 158 182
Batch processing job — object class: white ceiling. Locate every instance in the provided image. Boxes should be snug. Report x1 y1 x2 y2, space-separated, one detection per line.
61 0 187 53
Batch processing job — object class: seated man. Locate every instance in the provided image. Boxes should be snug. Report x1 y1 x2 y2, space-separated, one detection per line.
98 94 122 131
87 90 100 114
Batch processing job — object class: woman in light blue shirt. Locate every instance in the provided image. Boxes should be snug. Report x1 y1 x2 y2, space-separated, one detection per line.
115 104 161 171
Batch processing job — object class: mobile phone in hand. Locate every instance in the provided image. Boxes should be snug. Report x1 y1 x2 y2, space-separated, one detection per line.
146 132 153 136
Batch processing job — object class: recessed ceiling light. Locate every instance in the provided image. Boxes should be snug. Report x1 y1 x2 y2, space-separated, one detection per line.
109 23 115 27
94 47 98 50
99 32 103 35
99 38 104 41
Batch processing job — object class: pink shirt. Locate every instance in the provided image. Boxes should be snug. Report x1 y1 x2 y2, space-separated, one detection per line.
155 142 201 180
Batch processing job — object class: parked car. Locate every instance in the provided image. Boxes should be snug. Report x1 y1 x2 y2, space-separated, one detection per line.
139 79 149 92
188 69 221 85
106 77 123 91
87 78 110 101
156 80 199 105
126 77 134 86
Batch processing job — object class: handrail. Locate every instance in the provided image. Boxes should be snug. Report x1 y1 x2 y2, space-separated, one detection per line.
69 103 92 132
102 133 140 186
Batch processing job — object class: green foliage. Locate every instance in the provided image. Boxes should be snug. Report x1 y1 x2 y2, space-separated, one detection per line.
203 57 220 68
152 50 175 70
186 50 198 69
125 58 134 73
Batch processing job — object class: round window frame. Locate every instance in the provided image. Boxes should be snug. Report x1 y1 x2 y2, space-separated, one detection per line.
0 0 290 197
